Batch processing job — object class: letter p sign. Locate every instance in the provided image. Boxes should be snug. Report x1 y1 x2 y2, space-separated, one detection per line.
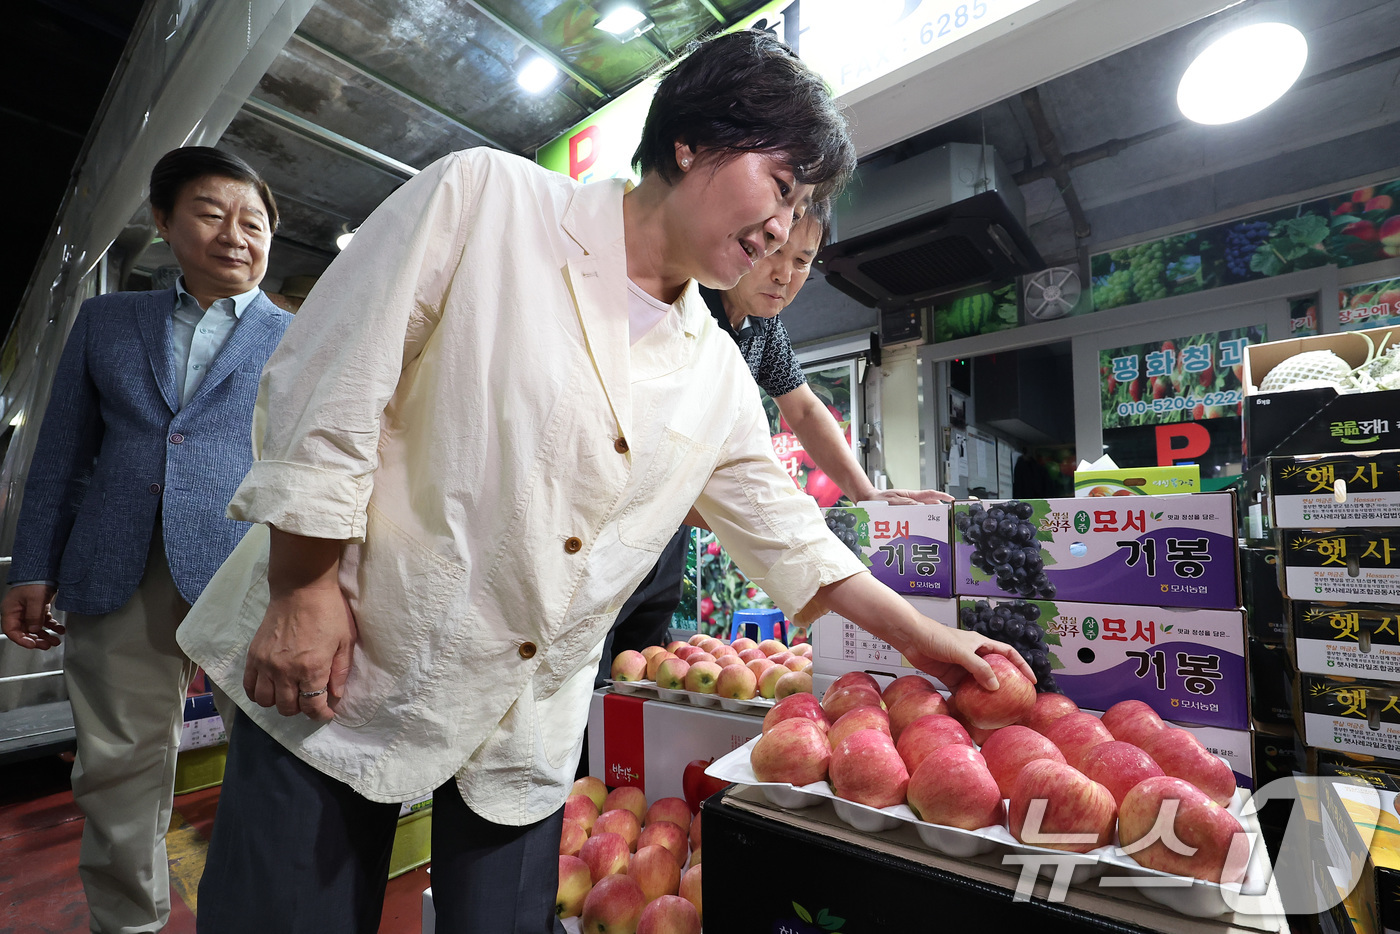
1155 422 1210 466
569 126 601 181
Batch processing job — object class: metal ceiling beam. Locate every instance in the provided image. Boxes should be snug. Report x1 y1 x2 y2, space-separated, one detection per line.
466 1 609 100
289 31 516 154
693 0 726 25
241 97 420 179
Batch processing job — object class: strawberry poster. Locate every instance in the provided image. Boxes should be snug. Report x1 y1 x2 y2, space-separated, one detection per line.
1339 277 1400 332
762 360 860 508
1100 327 1265 429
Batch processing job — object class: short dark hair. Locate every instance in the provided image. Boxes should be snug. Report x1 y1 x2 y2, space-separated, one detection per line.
149 146 279 231
633 30 856 204
805 198 834 249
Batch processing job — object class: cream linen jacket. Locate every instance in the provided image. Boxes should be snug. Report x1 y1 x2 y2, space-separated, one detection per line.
177 149 868 825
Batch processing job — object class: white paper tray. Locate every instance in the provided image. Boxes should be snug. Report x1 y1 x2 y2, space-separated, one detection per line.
706 735 1270 919
606 679 775 712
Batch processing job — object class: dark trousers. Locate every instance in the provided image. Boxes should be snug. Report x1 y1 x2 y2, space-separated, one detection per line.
197 712 566 934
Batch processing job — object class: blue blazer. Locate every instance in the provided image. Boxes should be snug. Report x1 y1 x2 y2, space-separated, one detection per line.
9 287 292 615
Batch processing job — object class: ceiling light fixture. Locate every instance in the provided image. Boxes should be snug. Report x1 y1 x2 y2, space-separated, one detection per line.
335 227 357 251
1177 17 1308 125
596 4 653 40
517 56 561 94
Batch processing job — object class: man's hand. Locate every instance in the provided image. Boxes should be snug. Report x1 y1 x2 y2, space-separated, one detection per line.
866 488 954 505
244 581 357 721
1 584 63 649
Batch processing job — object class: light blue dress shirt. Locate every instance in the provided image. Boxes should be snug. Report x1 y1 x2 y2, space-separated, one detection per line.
172 278 260 408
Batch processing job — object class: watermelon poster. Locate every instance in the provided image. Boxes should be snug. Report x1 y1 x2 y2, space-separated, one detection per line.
932 281 1020 341
1099 326 1264 429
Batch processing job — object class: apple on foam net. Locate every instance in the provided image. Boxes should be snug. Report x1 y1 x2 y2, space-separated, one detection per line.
594 809 641 851
716 663 759 700
1019 692 1081 735
646 652 677 682
1101 699 1166 747
712 644 739 659
714 654 744 669
560 818 588 857
1009 758 1117 854
672 645 700 663
556 854 593 919
946 697 997 746
687 634 708 647
655 656 691 691
581 873 647 934
828 728 909 809
1143 728 1237 806
758 639 789 657
887 691 950 742
731 637 758 652
636 821 689 866
579 832 632 883
682 661 722 694
751 718 831 786
757 663 789 699
821 684 885 722
783 656 813 673
1119 775 1250 883
896 714 973 774
952 654 1036 730
774 670 813 700
737 647 767 664
666 640 688 654
627 843 682 901
700 638 724 654
1080 741 1165 806
763 692 828 734
881 674 936 711
644 797 692 834
611 650 649 683
830 671 880 694
571 776 608 812
746 658 776 682
767 651 794 666
679 865 702 925
979 725 1066 798
603 786 648 824
636 894 702 934
1044 711 1114 771
790 643 813 658
564 794 599 834
906 744 1006 830
828 706 891 749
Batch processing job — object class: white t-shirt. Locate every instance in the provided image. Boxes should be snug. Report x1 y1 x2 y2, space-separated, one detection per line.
627 278 673 344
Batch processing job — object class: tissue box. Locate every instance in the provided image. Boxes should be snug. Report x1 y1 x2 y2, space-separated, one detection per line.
1281 529 1400 604
1073 465 1201 497
1270 450 1400 529
822 503 953 597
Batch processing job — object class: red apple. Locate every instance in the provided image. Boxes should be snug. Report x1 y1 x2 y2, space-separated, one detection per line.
636 820 688 866
643 645 670 661
952 654 1036 729
716 664 758 699
637 894 701 934
679 865 703 925
1143 729 1237 806
686 634 707 647
688 811 701 852
775 670 813 699
646 652 678 681
881 674 936 711
746 658 776 682
737 648 766 663
581 873 646 933
690 652 718 666
560 818 588 857
757 664 788 699
828 706 892 749
665 640 689 654
700 638 724 654
611 650 649 683
762 692 828 734
579 832 631 883
896 714 973 774
907 744 1005 830
830 671 881 694
571 776 608 811
751 718 831 785
644 797 692 834
682 760 729 814
731 637 758 652
714 654 743 669
627 843 681 901
1044 712 1114 770
602 786 648 824
1119 776 1249 883
783 656 813 673
790 643 813 658
673 645 700 662
564 794 599 834
821 684 884 721
768 651 794 666
1009 758 1117 853
979 725 1067 798
682 661 721 694
711 644 739 659
1080 741 1165 806
655 656 691 690
594 809 641 851
758 639 788 656
888 691 950 741
828 729 909 808
557 854 593 919
1019 692 1080 734
1101 699 1165 747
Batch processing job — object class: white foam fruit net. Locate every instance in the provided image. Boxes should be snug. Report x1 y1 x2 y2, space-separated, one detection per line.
1258 350 1355 392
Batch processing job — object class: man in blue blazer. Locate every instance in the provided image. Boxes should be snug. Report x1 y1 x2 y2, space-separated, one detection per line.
1 147 291 934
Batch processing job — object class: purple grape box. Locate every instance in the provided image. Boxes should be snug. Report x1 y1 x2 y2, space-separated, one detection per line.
823 502 953 597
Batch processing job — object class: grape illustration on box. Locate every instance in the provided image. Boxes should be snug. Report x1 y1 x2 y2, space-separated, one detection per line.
823 504 953 597
955 500 1057 599
960 598 1061 692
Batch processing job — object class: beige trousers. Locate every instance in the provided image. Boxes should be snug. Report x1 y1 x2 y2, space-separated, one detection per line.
63 524 232 933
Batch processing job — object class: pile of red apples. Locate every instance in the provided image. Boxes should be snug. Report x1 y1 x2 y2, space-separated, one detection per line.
557 777 704 934
750 660 1249 885
611 633 815 701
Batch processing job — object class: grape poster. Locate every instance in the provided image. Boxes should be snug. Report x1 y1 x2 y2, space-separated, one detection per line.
1090 177 1400 311
1100 327 1264 429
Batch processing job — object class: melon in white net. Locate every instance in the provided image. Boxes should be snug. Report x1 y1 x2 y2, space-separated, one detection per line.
1258 350 1353 392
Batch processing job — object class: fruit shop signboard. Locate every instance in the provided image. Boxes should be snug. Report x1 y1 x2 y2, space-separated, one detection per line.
1338 276 1400 332
931 281 1019 342
1100 327 1264 430
1091 178 1400 311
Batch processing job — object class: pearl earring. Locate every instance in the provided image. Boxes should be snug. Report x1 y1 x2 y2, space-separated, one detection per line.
681 158 690 168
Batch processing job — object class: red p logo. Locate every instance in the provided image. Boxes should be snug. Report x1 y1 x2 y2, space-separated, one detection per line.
1155 422 1210 466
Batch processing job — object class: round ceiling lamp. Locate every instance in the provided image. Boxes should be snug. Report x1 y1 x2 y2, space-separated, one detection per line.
1177 20 1308 125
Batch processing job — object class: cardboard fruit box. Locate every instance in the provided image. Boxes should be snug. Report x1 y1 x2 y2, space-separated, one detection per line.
1243 325 1400 464
1298 675 1400 760
1243 547 1287 644
809 595 957 680
822 502 953 597
1292 601 1400 679
1074 465 1201 497
1318 763 1400 934
1269 450 1400 529
952 494 1241 609
1281 529 1400 605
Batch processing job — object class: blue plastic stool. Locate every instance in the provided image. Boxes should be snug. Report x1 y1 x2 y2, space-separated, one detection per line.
729 608 789 644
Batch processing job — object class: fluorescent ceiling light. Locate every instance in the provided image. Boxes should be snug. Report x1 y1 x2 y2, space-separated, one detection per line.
9 412 22 428
1177 21 1307 125
335 229 356 251
597 5 649 36
517 57 561 94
